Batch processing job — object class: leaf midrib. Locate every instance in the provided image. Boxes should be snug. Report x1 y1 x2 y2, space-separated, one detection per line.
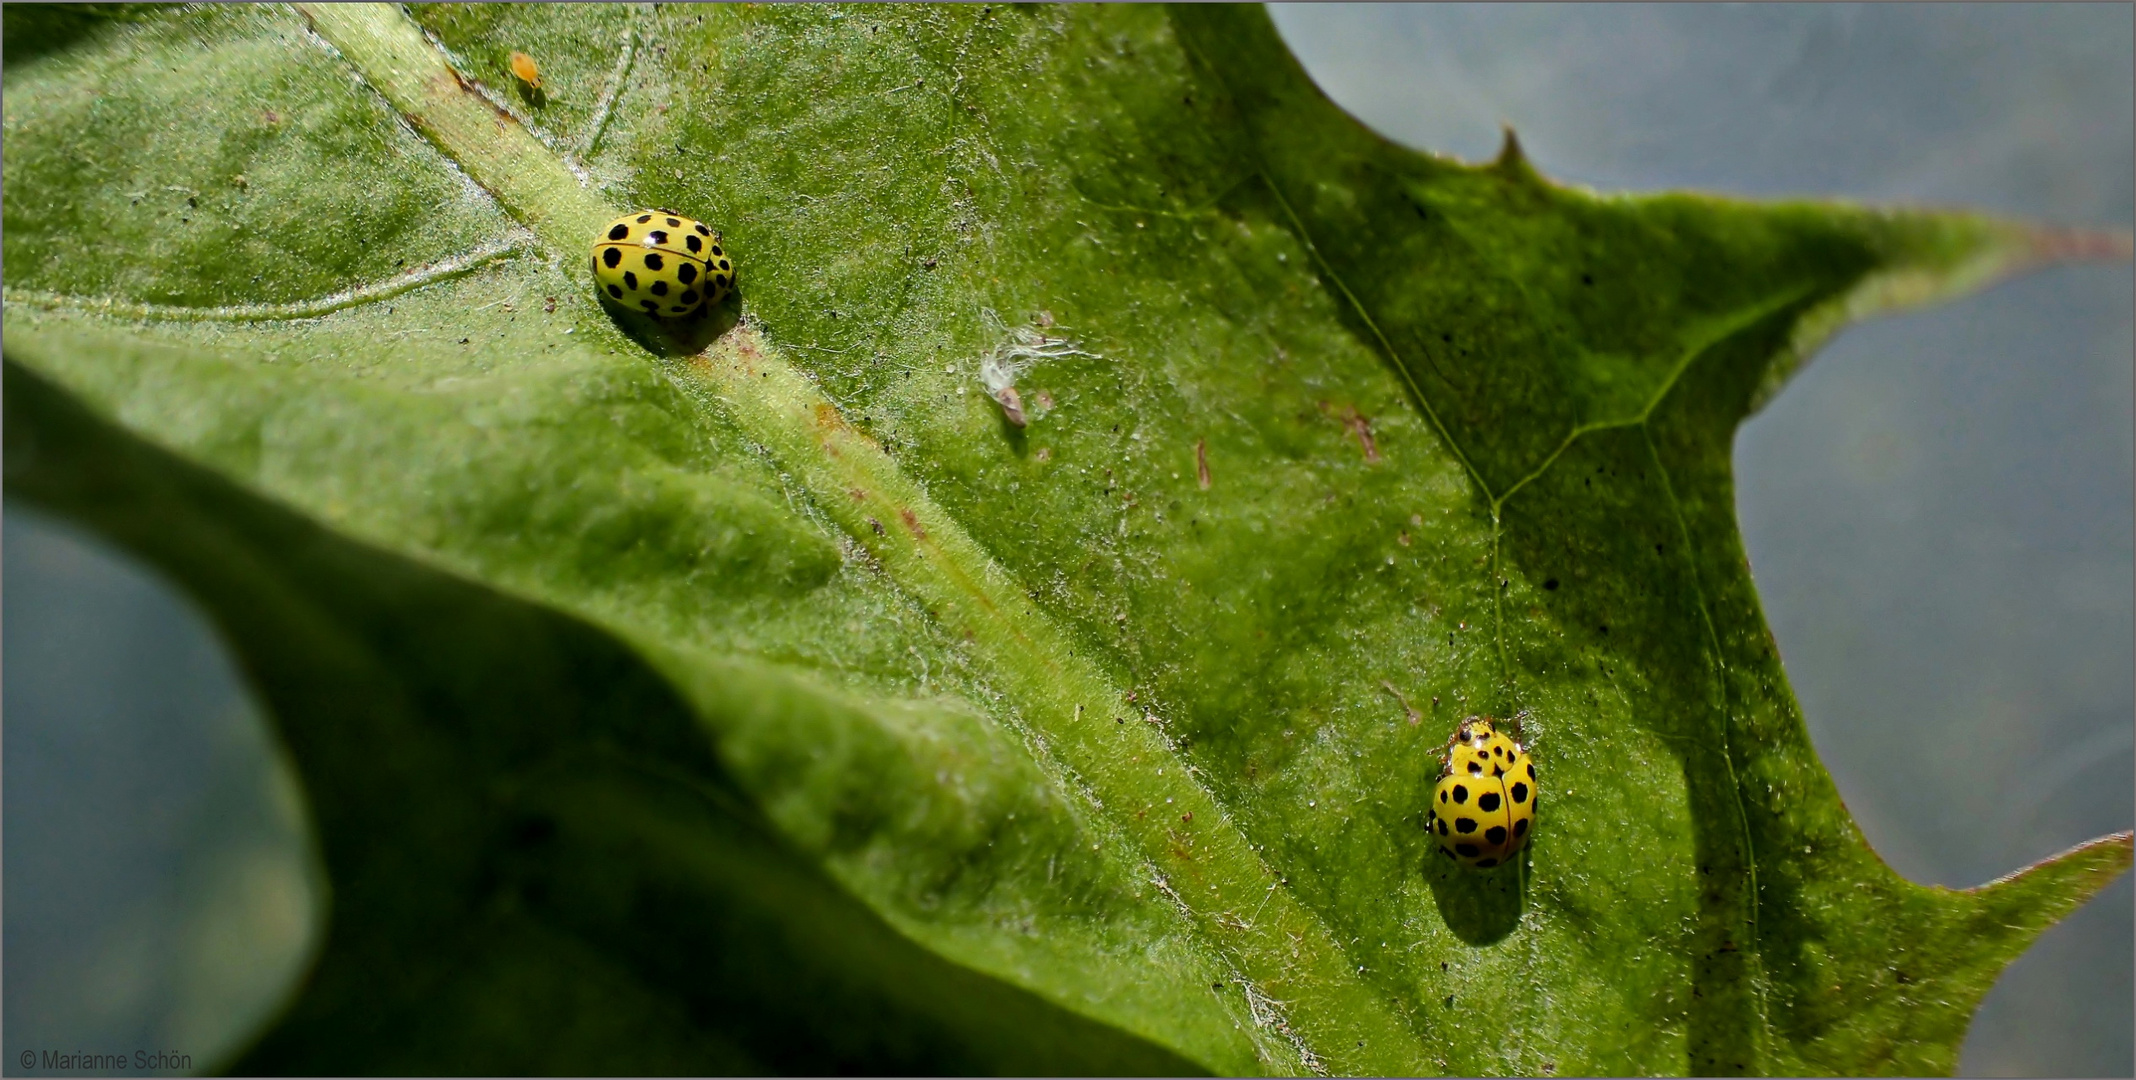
293 4 1430 1074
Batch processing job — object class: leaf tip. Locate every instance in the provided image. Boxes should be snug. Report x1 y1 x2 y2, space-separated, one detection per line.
2015 223 2135 266
1489 124 1544 186
1968 829 2132 920
1493 124 1525 167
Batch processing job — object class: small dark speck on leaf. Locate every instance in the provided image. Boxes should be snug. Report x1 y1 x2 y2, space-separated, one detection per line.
1543 578 1559 590
1581 273 1594 286
458 337 470 344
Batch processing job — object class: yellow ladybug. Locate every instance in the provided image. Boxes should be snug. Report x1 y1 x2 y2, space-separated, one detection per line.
1426 717 1535 870
591 210 733 318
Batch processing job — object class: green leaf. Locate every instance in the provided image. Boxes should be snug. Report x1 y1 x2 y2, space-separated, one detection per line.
4 3 2127 1075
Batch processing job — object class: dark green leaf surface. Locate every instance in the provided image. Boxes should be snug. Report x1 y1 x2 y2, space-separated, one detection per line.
4 4 2127 1075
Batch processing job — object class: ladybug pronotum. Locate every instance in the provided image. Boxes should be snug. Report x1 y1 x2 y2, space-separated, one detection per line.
591 210 733 318
1426 717 1536 870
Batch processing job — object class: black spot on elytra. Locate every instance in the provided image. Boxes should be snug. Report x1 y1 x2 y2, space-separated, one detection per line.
717 258 731 270
1439 790 1448 803
1513 818 1529 837
1452 784 1468 804
1455 817 1477 834
1493 764 1506 777
651 279 669 296
1455 843 1479 858
607 223 629 241
639 299 658 312
1485 825 1507 845
1437 819 1448 836
695 222 711 235
669 305 689 315
685 233 702 252
1475 857 1498 868
606 284 623 299
602 247 622 268
648 229 669 245
1511 782 1529 804
712 244 724 257
1468 761 1483 776
636 214 651 223
623 271 639 290
644 252 665 270
1438 845 1453 858
1478 792 1501 812
666 216 681 227
679 289 697 304
1527 762 1535 780
677 263 697 284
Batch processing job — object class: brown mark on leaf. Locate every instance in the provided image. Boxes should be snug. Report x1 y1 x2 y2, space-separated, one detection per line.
1349 411 1381 461
992 384 1027 427
898 507 926 539
848 488 868 502
1317 401 1382 462
1381 681 1422 725
1195 439 1211 490
811 402 850 433
868 518 885 535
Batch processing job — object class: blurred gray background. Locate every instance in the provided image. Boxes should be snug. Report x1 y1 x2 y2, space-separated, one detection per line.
5 4 2130 1076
